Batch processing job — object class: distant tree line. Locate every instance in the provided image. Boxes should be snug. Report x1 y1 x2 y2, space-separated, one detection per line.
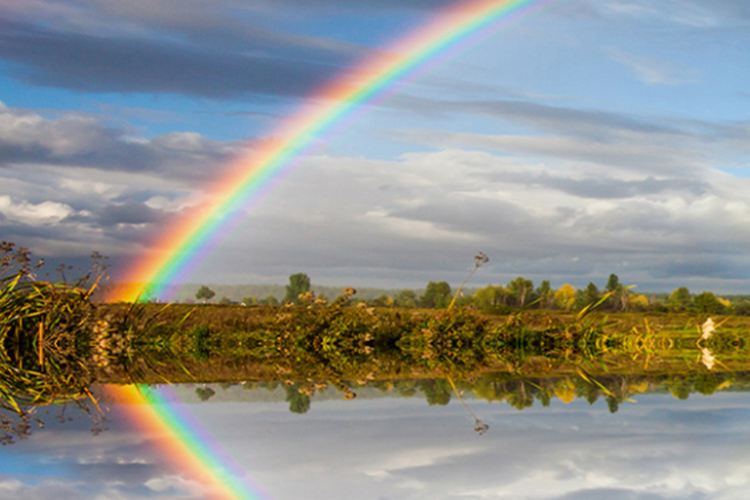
198 370 744 415
192 272 750 315
366 273 750 316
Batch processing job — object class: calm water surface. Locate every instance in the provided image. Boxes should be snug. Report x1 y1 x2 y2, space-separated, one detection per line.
2 383 749 500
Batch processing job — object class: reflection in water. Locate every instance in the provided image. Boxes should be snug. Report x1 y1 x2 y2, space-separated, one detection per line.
446 376 488 435
701 347 716 370
3 383 750 500
4 283 750 498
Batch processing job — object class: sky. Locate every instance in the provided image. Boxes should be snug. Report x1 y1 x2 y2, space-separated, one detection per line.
3 386 750 499
2 0 750 293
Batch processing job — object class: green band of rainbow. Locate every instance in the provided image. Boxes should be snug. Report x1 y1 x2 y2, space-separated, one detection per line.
112 0 554 302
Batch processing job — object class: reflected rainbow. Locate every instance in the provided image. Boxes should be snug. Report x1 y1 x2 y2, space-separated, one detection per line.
112 0 555 302
107 384 265 500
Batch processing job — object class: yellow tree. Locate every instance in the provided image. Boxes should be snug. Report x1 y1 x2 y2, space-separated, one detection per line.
554 284 576 310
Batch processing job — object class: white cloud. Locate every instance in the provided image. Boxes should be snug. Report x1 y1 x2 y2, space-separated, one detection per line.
0 195 74 224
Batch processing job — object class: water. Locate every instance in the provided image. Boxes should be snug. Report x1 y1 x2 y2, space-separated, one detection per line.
3 382 750 500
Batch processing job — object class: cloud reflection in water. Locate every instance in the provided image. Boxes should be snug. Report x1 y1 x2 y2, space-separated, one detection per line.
1 388 749 499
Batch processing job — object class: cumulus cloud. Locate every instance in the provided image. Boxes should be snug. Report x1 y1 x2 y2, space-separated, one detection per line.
0 102 243 261
181 139 750 290
0 104 238 177
0 196 74 224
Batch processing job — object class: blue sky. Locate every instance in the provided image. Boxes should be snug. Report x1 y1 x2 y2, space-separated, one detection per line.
2 0 750 292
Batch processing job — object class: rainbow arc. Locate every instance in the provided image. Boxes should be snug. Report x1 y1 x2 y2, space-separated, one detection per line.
112 0 554 303
111 2 557 494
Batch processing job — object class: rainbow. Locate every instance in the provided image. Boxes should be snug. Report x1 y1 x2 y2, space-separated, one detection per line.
106 384 266 500
112 0 555 302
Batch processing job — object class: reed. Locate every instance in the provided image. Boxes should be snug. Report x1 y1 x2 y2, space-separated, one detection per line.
0 242 108 443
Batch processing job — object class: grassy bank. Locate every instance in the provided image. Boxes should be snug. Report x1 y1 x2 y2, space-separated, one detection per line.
3 241 749 442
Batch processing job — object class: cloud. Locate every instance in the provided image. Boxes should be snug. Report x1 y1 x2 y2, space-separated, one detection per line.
385 94 750 179
8 383 750 500
95 201 165 226
402 129 707 176
0 195 74 224
2 91 750 291
0 102 241 258
0 17 359 99
0 104 238 179
179 142 750 291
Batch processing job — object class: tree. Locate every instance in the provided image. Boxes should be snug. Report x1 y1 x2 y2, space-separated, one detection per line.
554 284 576 310
421 379 452 406
285 273 311 304
694 292 725 314
605 273 621 293
420 281 452 309
630 294 650 310
394 289 417 308
285 384 311 414
473 284 507 311
536 280 553 309
603 273 631 311
195 285 215 303
195 386 216 402
370 294 393 307
668 287 692 311
575 282 600 310
507 277 534 308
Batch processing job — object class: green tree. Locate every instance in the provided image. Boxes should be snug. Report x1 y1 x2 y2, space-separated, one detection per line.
195 386 216 402
734 301 750 316
285 273 311 304
195 285 215 303
535 280 553 309
394 289 417 308
575 282 600 310
421 379 452 406
420 281 452 309
507 381 534 410
667 378 692 400
606 395 620 414
668 287 692 311
507 277 534 308
218 296 234 305
694 291 724 314
285 384 311 414
604 273 627 311
370 294 393 307
605 273 620 293
473 284 507 310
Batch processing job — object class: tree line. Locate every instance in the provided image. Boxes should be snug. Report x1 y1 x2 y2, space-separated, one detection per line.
194 272 749 315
